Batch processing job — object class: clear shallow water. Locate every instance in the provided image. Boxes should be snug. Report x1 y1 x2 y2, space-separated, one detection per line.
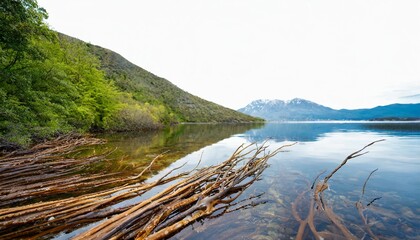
161 122 420 239
61 122 420 239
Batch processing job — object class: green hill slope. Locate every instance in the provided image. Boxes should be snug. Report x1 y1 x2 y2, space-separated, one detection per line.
84 40 259 123
0 0 259 150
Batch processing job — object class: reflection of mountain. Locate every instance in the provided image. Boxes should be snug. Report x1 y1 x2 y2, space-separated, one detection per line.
96 123 265 174
239 98 420 121
361 122 420 135
244 122 420 142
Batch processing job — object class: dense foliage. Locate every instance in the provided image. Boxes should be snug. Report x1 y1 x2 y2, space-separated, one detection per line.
0 0 260 149
87 43 261 124
1 0 124 148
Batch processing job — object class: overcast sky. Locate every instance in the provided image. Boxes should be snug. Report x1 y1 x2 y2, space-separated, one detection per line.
37 0 420 110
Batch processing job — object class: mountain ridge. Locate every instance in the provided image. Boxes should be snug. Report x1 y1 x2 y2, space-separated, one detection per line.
238 98 420 121
80 37 261 124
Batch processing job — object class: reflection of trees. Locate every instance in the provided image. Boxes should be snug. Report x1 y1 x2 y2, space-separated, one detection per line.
362 122 420 135
93 123 265 174
0 124 263 209
75 143 281 240
0 141 279 240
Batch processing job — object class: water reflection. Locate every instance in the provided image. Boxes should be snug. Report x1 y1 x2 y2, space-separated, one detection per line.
60 122 420 239
4 121 419 239
90 123 264 176
0 124 265 240
245 121 420 143
172 122 420 239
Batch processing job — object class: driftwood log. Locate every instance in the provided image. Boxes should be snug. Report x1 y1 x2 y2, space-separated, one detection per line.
0 136 293 239
0 134 116 207
75 142 295 240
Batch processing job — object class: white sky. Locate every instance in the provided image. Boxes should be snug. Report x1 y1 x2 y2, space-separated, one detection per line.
37 0 420 110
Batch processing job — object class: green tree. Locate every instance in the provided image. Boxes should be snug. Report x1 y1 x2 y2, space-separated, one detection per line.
0 1 121 148
0 0 50 70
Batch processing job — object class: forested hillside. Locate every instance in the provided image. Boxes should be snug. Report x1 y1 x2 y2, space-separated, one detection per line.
84 37 260 124
0 0 259 149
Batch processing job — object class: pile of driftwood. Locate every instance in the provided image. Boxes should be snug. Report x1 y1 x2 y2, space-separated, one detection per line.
0 135 119 207
0 135 293 239
1 134 386 239
292 140 384 240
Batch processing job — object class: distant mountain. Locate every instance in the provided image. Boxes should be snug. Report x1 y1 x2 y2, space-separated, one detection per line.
238 98 420 121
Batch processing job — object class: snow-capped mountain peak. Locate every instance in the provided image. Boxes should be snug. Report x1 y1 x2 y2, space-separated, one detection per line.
238 98 420 121
245 98 316 109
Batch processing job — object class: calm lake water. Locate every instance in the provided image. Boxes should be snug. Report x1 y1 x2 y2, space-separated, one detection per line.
59 122 420 239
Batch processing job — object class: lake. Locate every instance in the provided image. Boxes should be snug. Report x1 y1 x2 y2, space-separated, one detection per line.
55 122 420 239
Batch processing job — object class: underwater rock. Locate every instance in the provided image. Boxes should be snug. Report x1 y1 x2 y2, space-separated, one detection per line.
400 207 416 219
374 221 386 230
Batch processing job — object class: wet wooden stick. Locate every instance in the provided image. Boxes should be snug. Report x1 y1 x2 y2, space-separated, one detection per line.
293 140 384 240
316 139 385 199
292 190 322 240
355 168 380 240
73 142 294 240
0 152 183 238
311 141 384 240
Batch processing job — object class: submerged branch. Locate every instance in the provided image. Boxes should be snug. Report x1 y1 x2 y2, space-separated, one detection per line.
362 168 378 197
75 142 293 240
356 168 381 240
0 134 114 207
293 140 384 240
366 197 382 207
0 139 291 239
322 139 384 186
